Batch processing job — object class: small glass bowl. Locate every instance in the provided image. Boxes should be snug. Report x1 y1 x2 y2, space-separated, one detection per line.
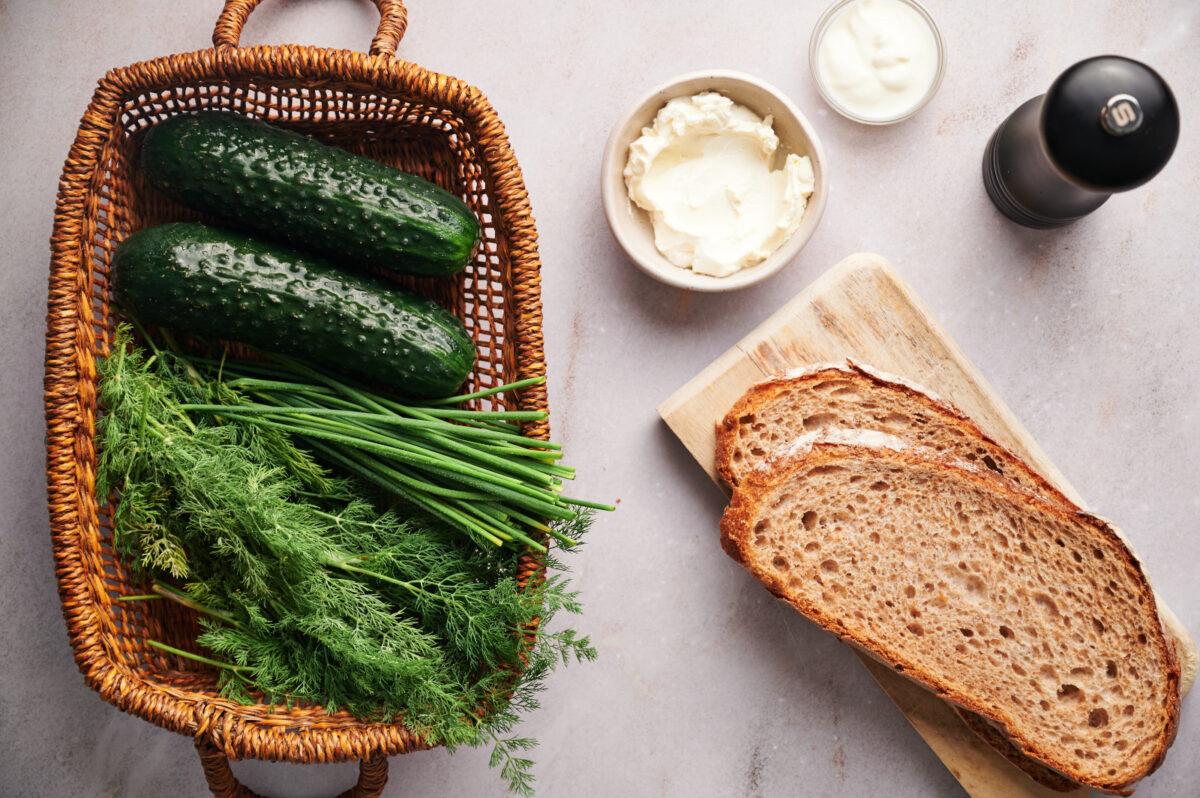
808 0 946 125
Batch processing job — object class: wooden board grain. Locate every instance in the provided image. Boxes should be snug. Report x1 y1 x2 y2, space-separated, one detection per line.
658 253 1190 798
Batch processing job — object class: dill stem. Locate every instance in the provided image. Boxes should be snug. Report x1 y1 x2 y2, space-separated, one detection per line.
152 580 239 625
147 640 250 675
329 558 420 596
117 594 160 601
326 556 492 632
125 315 160 356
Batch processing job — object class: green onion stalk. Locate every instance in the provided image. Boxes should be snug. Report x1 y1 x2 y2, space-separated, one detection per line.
171 352 613 553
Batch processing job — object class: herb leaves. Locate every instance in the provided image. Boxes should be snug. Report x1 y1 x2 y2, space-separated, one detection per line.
97 326 595 794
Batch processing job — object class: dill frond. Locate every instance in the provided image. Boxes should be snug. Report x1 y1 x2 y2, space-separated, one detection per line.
96 325 601 794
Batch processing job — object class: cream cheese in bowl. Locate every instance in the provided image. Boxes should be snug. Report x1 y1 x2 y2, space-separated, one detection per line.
601 70 827 292
623 93 815 278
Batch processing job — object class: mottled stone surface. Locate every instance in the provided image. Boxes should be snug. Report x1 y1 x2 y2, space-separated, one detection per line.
1 1 1196 795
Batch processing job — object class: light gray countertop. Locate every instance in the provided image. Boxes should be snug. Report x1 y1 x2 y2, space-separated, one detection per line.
2 1 1197 796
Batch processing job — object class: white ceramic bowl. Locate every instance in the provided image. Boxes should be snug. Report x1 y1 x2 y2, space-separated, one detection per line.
600 70 827 292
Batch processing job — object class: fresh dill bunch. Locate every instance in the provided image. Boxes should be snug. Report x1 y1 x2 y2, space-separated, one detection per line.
96 325 600 794
96 334 331 577
325 513 536 669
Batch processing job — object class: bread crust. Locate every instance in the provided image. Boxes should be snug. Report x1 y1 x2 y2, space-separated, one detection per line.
954 708 1085 793
719 440 1181 793
714 361 1071 510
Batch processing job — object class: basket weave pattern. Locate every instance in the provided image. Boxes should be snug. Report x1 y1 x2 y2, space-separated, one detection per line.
43 0 547 788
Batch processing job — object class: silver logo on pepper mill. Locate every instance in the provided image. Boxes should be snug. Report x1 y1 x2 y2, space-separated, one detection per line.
1102 94 1143 135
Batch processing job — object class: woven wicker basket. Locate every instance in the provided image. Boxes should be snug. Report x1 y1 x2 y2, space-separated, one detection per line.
43 2 548 795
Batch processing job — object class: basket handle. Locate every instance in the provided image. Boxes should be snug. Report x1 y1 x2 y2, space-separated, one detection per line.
212 0 408 58
195 739 389 798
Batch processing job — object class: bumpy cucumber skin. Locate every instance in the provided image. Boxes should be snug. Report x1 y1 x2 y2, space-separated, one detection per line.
140 112 481 277
111 223 475 398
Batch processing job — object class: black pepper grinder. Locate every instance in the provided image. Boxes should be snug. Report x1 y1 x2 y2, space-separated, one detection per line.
982 55 1179 229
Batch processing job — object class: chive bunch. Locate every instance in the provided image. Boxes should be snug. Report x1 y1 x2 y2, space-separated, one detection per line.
174 353 613 552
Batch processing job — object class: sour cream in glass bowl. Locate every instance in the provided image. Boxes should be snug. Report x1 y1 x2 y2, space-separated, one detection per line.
809 0 945 124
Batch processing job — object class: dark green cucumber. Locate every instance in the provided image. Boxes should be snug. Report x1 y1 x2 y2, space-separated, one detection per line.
140 112 481 277
111 223 475 398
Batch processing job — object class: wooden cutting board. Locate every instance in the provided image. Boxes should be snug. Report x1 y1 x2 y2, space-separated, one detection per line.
658 253 1192 797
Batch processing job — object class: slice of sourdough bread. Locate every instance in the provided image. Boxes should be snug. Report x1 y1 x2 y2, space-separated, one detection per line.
720 438 1180 793
716 363 1192 788
715 361 1067 502
715 362 1199 696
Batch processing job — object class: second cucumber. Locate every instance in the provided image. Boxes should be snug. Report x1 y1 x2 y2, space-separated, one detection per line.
140 112 481 277
112 223 475 397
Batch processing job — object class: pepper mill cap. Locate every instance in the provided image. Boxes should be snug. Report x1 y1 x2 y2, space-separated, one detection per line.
1040 55 1179 193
